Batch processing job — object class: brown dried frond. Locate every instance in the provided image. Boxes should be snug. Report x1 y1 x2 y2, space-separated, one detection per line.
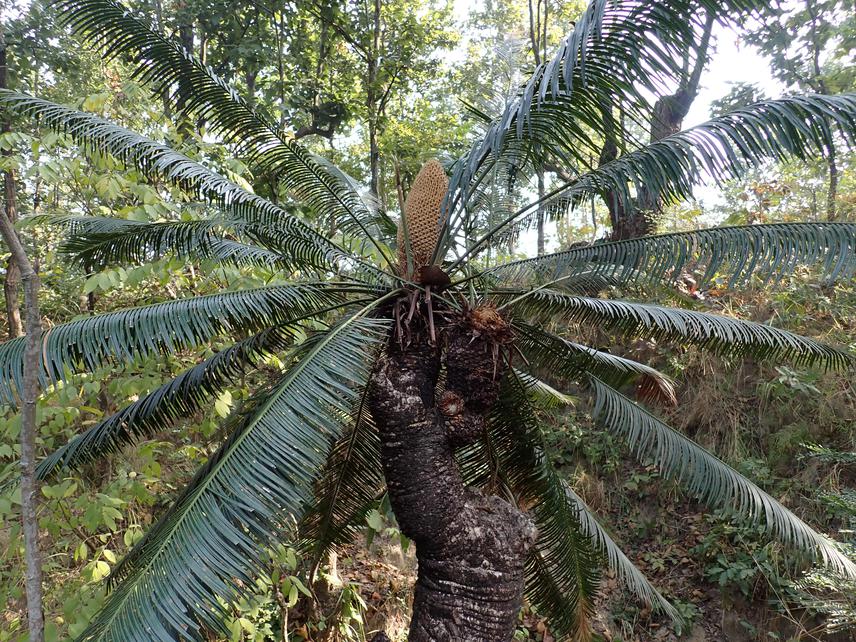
635 373 678 406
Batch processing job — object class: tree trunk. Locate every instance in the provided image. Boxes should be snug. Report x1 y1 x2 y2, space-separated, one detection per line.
366 0 382 197
394 159 406 214
0 193 45 642
175 8 194 137
826 145 838 221
604 13 714 240
3 172 22 338
0 32 23 338
597 102 639 238
536 169 546 256
529 0 547 256
369 319 536 641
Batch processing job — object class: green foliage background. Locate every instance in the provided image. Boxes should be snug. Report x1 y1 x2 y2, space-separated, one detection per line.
0 0 854 640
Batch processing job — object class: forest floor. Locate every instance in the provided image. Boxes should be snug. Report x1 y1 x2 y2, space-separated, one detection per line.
330 489 852 642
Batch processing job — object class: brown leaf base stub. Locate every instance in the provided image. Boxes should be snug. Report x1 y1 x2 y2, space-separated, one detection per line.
369 315 535 642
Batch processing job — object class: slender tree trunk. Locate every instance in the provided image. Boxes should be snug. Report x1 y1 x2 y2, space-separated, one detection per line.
366 0 382 197
536 169 545 255
393 159 406 214
368 119 380 197
0 36 43 635
826 145 838 221
1 32 22 338
0 203 44 642
3 171 22 338
175 7 194 137
529 0 547 255
369 317 535 641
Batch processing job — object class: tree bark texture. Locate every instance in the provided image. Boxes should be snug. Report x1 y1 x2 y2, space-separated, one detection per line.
603 13 714 240
0 202 45 642
366 0 382 198
369 316 536 641
3 171 23 338
826 146 838 221
1 32 23 338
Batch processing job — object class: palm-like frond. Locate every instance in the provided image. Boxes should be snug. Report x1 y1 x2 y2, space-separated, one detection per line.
561 483 678 622
588 376 856 578
76 310 391 642
56 0 277 163
508 93 853 230
512 322 676 403
298 375 385 568
54 0 393 265
558 94 856 211
501 289 853 369
458 94 856 260
487 222 856 289
0 283 370 405
447 1 724 193
562 481 683 622
30 325 300 486
457 374 602 640
0 91 388 280
442 0 794 254
47 215 292 270
515 369 576 408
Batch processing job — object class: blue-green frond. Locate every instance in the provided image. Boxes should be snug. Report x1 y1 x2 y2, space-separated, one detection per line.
500 289 854 369
75 310 391 642
0 283 375 405
0 90 388 281
562 483 678 622
298 373 385 567
51 0 395 267
512 322 676 404
29 325 300 485
46 216 290 270
487 223 856 289
588 376 856 579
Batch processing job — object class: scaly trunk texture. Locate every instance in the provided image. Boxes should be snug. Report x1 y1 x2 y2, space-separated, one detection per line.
369 317 535 641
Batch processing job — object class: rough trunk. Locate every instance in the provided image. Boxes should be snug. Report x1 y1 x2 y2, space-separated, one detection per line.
3 171 22 338
1 33 23 338
369 314 535 641
603 13 713 240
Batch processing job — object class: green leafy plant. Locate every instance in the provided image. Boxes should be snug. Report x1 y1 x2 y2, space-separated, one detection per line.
2 0 856 640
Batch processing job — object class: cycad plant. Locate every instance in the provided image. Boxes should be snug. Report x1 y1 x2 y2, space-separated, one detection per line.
2 0 856 640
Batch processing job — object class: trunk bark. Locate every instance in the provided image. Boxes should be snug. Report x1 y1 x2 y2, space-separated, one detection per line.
826 145 838 221
369 320 535 641
367 0 381 197
3 172 22 338
0 195 45 642
1 32 23 338
0 34 44 633
603 13 714 240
